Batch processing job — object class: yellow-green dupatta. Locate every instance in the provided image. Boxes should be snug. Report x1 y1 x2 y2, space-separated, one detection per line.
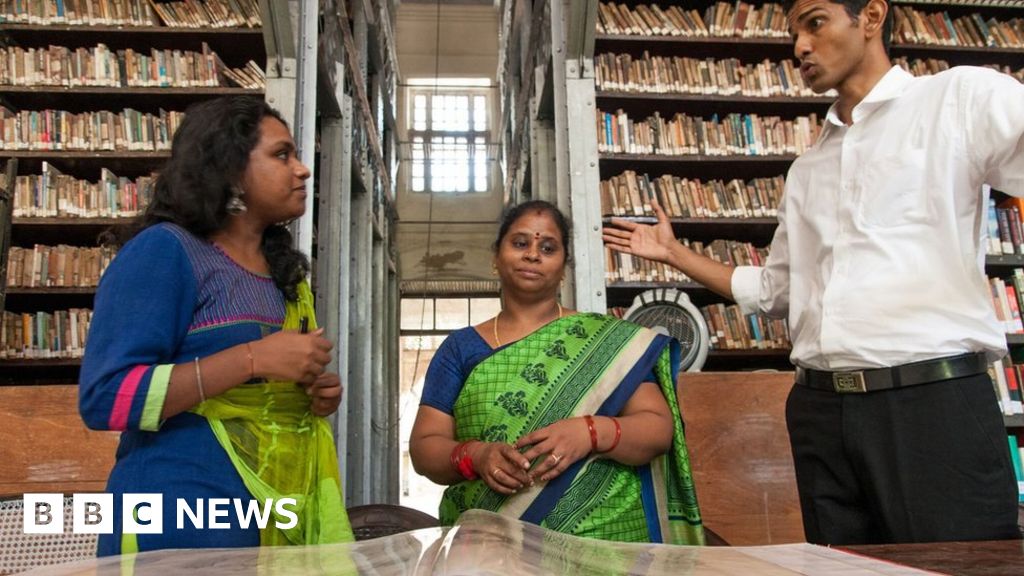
193 280 354 546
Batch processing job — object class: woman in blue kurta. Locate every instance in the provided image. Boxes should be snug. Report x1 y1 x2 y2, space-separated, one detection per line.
79 96 353 555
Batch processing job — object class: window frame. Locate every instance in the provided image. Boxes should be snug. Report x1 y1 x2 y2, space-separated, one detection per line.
406 86 491 194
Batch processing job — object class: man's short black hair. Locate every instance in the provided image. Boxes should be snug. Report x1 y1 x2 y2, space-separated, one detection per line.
783 0 893 56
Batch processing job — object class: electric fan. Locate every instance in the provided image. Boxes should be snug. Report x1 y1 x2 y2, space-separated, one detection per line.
622 288 710 372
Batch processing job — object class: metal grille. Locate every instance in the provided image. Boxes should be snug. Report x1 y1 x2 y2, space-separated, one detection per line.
0 497 97 574
629 304 702 370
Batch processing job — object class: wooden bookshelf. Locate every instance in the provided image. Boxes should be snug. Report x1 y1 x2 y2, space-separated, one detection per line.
13 217 135 226
6 287 96 295
594 0 1024 373
4 151 171 160
0 86 263 111
0 9 266 378
0 24 263 63
0 358 82 368
988 254 1024 268
596 91 836 114
599 153 797 181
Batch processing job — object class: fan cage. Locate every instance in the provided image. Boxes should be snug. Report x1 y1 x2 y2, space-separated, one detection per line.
622 289 710 372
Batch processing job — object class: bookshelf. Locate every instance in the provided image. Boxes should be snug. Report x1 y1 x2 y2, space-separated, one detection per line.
499 0 1024 378
0 0 404 504
0 1 267 383
594 0 1024 372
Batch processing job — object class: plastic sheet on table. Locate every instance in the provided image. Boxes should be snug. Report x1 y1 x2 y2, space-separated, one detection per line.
19 509 938 575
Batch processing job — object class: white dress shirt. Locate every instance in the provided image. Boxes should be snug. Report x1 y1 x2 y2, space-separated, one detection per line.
731 65 1024 370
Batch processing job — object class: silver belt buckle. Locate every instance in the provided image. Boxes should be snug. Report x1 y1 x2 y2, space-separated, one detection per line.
832 371 867 393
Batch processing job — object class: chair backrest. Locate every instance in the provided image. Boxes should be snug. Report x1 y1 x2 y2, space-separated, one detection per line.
347 504 439 541
0 496 97 575
678 371 804 546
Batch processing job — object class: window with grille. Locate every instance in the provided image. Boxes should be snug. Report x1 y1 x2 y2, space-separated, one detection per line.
408 82 491 193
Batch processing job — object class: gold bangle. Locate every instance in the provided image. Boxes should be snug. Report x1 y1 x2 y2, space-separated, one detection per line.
193 357 206 403
245 342 255 379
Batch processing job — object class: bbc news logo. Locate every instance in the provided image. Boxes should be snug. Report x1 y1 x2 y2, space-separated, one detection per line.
23 494 298 534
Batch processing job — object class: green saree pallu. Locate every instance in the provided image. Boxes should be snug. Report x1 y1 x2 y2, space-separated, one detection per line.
193 281 354 546
440 313 704 545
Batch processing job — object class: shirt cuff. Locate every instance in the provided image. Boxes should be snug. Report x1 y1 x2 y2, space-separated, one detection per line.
139 364 173 432
731 265 763 316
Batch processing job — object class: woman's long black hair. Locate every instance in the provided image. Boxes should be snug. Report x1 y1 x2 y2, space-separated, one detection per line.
139 95 308 300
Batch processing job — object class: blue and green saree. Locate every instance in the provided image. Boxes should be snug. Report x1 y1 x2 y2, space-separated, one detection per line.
439 313 704 544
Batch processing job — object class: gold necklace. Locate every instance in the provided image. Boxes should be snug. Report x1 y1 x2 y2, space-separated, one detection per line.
493 303 562 347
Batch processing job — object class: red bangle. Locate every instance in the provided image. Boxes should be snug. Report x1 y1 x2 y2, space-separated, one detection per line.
584 415 599 452
452 441 479 480
596 417 622 454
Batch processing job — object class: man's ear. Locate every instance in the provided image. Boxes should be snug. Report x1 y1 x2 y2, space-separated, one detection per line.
862 0 888 38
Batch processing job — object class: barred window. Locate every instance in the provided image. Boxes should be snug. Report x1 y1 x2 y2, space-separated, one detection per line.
408 81 490 193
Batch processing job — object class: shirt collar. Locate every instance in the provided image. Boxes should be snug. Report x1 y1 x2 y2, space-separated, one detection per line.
822 65 913 131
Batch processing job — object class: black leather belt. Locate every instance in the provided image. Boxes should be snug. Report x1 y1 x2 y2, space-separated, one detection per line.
795 352 988 393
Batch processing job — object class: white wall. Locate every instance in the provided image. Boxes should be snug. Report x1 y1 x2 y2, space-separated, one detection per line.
396 4 500 81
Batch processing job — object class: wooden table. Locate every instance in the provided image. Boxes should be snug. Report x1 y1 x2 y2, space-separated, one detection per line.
842 540 1024 575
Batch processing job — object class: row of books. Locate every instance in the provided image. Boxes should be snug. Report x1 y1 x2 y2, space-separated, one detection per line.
0 42 229 88
606 303 791 351
0 0 157 25
987 196 1024 256
595 52 830 98
990 357 1024 415
12 163 154 218
596 1 1024 48
0 106 183 151
701 302 791 351
899 1 1024 6
893 4 1024 48
596 52 1023 98
1007 434 1024 502
0 309 91 359
605 237 770 284
596 2 789 38
988 271 1024 335
1009 435 1024 503
6 244 115 288
220 58 264 90
894 55 1024 81
597 109 822 157
601 171 785 219
149 0 260 28
605 246 690 284
0 0 260 28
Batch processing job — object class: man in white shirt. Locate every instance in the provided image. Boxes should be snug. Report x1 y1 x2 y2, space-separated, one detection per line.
604 0 1023 544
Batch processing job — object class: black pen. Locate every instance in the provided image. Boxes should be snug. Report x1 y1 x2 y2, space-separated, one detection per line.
300 317 309 334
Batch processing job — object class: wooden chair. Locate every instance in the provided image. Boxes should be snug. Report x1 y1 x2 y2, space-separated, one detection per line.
347 504 439 541
678 371 805 546
0 385 118 496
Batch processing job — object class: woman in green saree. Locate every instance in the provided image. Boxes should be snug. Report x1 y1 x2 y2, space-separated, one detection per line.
409 200 703 545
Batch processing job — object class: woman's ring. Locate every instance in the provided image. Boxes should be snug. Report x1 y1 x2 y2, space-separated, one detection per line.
493 468 502 477
551 453 562 463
